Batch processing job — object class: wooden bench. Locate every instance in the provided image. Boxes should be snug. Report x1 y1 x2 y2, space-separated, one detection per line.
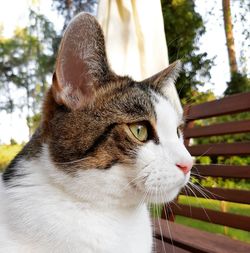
153 92 250 252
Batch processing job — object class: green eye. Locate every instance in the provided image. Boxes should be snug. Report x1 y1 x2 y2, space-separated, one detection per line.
129 123 148 142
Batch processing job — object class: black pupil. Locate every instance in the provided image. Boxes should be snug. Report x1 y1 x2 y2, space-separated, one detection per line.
137 126 142 135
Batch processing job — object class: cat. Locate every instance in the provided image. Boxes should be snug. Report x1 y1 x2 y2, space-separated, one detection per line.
0 13 193 253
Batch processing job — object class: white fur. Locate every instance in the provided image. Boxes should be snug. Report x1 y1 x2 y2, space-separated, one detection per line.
0 93 192 253
0 152 152 253
134 94 193 203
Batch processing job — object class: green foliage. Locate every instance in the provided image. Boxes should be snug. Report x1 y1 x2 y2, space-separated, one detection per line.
0 144 23 171
0 9 58 134
10 138 18 145
181 89 216 106
0 28 35 112
224 72 250 95
27 113 42 135
198 177 250 190
161 0 213 100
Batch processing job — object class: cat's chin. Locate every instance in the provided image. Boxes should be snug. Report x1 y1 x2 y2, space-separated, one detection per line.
133 176 189 204
133 185 183 204
145 187 181 204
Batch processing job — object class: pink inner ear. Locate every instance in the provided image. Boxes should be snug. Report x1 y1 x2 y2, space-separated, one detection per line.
60 48 93 98
54 50 95 110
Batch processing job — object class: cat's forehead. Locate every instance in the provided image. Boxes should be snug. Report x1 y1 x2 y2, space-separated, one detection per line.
94 80 156 120
151 92 183 124
94 79 181 124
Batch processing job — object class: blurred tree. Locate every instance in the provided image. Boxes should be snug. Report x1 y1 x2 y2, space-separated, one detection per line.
0 10 58 136
222 0 238 75
161 0 213 103
52 0 98 29
222 0 250 95
0 35 16 113
28 9 59 95
225 72 250 95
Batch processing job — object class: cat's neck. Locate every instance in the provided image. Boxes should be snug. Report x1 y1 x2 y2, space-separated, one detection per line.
1 145 152 252
1 173 151 253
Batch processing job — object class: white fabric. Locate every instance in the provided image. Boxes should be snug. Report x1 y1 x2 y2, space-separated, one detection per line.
97 0 182 110
97 0 169 81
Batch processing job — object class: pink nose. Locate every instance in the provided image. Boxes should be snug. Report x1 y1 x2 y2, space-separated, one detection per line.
176 163 192 175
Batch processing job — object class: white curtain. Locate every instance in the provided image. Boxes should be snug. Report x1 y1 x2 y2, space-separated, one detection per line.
97 0 169 80
97 0 182 111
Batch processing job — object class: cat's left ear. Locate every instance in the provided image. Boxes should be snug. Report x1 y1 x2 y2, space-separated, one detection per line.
52 13 115 110
143 60 182 94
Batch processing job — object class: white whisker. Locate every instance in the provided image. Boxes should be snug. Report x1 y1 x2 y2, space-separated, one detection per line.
186 184 211 223
163 203 175 253
155 191 167 253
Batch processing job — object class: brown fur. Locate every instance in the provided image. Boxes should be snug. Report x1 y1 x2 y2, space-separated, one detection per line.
43 78 158 172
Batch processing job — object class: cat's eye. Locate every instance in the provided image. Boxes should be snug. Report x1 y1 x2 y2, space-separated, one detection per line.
129 122 148 142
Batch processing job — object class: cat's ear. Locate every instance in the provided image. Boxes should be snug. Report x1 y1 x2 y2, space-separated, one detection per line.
144 60 182 93
52 13 114 110
144 60 183 114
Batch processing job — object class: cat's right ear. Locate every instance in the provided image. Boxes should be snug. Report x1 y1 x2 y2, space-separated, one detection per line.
52 13 114 110
143 60 183 114
143 60 182 93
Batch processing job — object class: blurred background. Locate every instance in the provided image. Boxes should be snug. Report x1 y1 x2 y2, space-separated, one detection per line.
0 0 249 242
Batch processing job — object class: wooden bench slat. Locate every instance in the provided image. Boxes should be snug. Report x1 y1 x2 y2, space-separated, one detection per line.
171 204 250 231
192 164 250 179
154 238 191 253
184 119 250 138
153 219 250 253
184 92 250 120
180 187 250 204
187 142 250 156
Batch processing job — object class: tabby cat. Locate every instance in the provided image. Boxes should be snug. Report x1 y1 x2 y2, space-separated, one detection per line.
0 13 193 253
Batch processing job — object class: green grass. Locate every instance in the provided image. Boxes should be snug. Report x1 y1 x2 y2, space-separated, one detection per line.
0 144 23 171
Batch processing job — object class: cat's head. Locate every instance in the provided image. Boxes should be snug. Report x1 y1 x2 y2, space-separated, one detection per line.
42 13 193 206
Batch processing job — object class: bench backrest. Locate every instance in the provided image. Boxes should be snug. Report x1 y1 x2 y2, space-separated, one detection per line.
164 92 250 233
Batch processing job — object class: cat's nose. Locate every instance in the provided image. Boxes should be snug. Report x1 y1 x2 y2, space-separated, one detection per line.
176 162 193 175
